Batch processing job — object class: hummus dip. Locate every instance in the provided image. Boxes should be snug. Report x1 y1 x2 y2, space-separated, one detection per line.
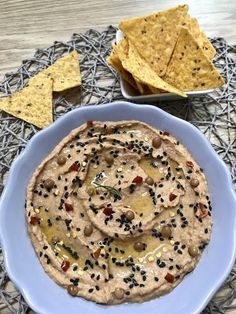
26 120 212 304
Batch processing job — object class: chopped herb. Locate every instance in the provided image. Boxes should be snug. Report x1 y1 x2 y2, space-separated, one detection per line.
94 182 122 198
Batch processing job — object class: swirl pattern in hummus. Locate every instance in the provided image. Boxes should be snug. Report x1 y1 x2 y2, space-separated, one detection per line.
26 120 212 304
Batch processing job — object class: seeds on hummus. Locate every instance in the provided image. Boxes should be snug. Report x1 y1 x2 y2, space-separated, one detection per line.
145 176 154 186
26 120 212 304
161 226 172 238
44 178 55 190
57 155 67 165
190 178 200 188
133 241 146 252
84 224 93 237
87 185 96 196
104 152 114 165
125 210 135 221
114 287 125 299
188 245 199 257
67 284 79 296
152 135 162 148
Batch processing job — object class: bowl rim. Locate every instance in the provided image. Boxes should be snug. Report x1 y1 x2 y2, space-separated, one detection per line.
0 100 235 314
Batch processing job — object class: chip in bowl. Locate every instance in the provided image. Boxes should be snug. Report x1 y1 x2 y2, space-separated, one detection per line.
107 5 224 97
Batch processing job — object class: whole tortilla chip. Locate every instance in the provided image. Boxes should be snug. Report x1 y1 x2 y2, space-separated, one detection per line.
184 15 216 59
115 38 186 97
164 28 224 91
0 73 53 128
44 51 81 92
119 5 189 77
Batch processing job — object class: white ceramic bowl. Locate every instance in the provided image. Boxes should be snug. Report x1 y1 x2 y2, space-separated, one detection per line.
116 30 214 102
0 101 235 314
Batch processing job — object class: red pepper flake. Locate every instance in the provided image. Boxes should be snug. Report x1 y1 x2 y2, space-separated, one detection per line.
132 176 143 185
103 207 112 216
93 248 101 260
87 120 93 128
169 193 177 201
61 260 70 272
165 273 175 283
198 202 208 218
186 161 194 168
65 203 73 212
163 131 170 136
68 162 79 172
30 216 40 225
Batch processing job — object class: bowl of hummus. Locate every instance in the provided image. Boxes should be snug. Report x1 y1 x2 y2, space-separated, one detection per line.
0 101 236 314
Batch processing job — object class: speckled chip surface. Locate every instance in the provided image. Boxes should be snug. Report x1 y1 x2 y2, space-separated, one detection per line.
114 38 185 97
44 51 81 92
0 73 53 129
184 14 216 60
119 5 189 77
164 28 225 91
109 5 224 96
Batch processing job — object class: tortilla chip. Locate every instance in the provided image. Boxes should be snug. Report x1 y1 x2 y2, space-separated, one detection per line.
107 48 138 90
119 5 189 77
109 42 156 95
0 73 53 128
44 51 81 92
164 28 224 91
115 38 186 97
199 31 216 59
184 15 216 59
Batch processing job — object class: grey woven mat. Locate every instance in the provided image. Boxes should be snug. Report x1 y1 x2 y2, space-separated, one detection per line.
0 25 235 313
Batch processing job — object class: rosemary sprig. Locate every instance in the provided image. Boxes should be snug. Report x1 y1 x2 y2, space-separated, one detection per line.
94 182 122 199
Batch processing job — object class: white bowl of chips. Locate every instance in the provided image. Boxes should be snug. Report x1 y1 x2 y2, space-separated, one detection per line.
116 30 214 102
108 5 224 102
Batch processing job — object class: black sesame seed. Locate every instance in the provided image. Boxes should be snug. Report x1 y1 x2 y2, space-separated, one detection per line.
159 261 166 268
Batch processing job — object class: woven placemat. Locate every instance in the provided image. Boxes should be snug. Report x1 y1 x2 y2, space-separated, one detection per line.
0 25 235 313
